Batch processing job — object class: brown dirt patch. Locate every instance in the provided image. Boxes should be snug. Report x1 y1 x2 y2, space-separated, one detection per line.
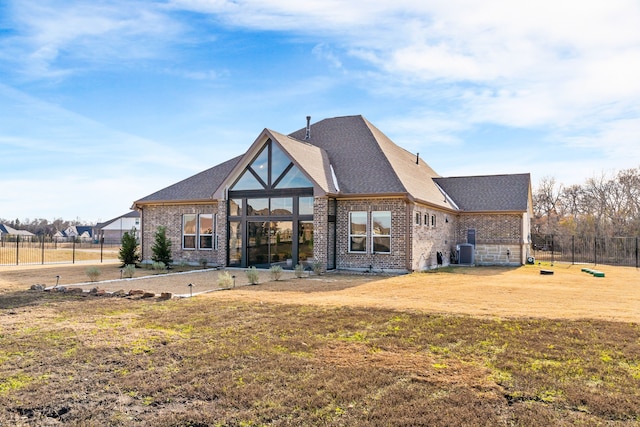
2 262 638 321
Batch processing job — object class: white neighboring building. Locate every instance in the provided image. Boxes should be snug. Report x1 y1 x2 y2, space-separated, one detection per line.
0 224 36 241
94 211 141 244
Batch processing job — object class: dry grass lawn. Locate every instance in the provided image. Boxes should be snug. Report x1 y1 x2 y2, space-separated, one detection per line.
1 262 638 321
1 262 639 426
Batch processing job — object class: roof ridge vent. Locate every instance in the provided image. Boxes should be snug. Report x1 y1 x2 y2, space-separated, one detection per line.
305 115 311 140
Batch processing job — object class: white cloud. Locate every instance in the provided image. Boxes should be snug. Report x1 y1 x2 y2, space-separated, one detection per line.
2 0 639 219
4 1 182 78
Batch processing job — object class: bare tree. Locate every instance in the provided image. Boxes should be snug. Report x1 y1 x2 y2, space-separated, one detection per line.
533 176 562 234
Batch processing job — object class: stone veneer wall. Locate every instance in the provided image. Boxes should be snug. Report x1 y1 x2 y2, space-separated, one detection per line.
140 203 220 266
456 213 524 265
411 206 456 270
335 198 408 272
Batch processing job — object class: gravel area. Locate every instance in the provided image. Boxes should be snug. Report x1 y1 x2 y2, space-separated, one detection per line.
61 268 300 297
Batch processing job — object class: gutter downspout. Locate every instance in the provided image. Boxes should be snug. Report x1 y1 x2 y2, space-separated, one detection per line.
139 207 144 262
521 212 525 265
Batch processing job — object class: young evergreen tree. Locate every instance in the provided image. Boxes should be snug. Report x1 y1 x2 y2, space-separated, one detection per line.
118 228 140 267
151 225 173 267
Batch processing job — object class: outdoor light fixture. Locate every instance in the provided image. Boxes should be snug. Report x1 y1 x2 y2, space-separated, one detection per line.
188 283 193 297
55 275 60 288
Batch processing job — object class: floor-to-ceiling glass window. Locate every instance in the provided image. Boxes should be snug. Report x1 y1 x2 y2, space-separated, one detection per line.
227 139 314 268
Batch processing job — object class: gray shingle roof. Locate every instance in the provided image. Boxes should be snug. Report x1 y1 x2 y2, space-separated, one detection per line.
288 115 406 194
434 174 531 212
134 116 530 214
288 115 449 208
135 156 242 204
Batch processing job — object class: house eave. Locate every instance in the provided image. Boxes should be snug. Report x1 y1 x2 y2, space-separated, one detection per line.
458 209 527 215
133 198 216 209
331 192 410 201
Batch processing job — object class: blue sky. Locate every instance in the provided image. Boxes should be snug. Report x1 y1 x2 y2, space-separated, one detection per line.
1 0 639 224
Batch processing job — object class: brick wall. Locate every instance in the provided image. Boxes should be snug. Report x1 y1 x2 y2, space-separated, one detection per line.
411 206 456 270
140 203 220 266
335 198 408 272
140 198 527 270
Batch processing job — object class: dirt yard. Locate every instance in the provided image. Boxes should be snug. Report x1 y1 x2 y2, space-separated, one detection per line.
1 262 638 321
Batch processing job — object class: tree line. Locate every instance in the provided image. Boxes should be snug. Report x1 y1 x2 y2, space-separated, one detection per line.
533 167 640 237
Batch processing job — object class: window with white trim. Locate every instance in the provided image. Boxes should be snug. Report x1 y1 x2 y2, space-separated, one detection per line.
372 211 391 253
415 212 421 225
431 214 436 227
183 214 197 249
349 211 367 252
199 214 213 249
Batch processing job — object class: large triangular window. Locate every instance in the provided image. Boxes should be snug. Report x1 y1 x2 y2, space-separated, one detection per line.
230 139 312 191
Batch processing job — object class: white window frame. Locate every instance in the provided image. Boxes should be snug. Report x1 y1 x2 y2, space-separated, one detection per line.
198 214 213 250
182 214 197 249
371 211 391 254
349 211 368 253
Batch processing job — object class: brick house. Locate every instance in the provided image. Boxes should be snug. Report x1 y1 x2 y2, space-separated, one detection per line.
133 115 532 272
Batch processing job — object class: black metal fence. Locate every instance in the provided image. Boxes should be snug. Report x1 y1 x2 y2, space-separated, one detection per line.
531 234 639 268
0 235 120 266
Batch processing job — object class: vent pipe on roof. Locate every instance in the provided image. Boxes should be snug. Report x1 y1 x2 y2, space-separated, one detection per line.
305 115 311 140
416 152 419 165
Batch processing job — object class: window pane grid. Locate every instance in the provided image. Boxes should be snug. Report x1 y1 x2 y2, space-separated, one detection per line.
349 211 367 252
372 211 391 254
183 214 197 249
199 214 213 250
183 214 216 250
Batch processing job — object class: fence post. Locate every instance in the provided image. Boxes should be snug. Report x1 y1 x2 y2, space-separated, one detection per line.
72 239 76 264
41 235 45 264
16 236 19 266
551 234 555 264
572 235 575 265
100 237 104 263
594 237 597 265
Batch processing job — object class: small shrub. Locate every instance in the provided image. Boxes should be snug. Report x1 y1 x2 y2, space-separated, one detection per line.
246 266 259 285
312 259 323 275
118 228 140 266
270 265 283 281
122 264 136 279
151 225 173 267
199 258 209 269
152 261 168 272
86 267 101 282
218 271 234 288
294 263 305 278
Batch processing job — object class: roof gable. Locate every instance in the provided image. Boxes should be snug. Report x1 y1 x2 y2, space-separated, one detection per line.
269 130 337 194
